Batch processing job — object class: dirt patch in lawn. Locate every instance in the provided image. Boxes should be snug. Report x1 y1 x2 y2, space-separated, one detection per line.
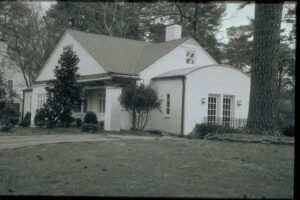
0 139 294 198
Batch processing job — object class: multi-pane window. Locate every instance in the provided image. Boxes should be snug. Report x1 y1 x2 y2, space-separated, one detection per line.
207 96 217 123
37 93 47 109
222 97 232 126
99 93 105 113
8 80 13 91
166 93 170 115
186 50 195 64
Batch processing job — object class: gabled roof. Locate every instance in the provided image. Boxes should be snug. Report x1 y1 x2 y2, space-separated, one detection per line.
152 64 251 79
67 30 192 75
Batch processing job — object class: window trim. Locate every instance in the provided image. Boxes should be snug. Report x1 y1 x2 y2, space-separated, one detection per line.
37 93 47 109
207 94 220 123
222 95 235 126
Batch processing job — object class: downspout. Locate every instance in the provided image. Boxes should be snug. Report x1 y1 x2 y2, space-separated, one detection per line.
181 76 186 136
22 90 25 120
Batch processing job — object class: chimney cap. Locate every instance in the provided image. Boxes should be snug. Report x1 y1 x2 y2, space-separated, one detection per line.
165 24 182 41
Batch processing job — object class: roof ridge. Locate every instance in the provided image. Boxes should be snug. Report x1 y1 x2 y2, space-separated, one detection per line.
66 29 152 45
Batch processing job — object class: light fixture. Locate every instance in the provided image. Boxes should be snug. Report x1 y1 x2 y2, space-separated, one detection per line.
201 98 206 104
237 100 242 106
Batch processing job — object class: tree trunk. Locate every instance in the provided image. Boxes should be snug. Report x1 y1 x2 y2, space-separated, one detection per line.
246 3 283 135
131 109 136 130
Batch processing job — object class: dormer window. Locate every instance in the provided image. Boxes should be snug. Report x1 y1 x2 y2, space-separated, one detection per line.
186 50 195 64
63 44 73 51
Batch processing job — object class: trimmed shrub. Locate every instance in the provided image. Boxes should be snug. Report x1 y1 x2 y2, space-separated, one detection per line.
188 123 240 139
83 112 98 124
20 112 31 127
0 104 19 131
34 106 56 128
76 118 83 128
81 123 98 133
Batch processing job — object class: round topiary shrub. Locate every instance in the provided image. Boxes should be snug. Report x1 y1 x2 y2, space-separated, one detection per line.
83 112 98 124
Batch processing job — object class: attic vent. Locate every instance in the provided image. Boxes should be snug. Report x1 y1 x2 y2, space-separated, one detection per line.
63 44 73 50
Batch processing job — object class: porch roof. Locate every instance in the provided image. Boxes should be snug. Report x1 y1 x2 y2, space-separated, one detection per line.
33 72 140 85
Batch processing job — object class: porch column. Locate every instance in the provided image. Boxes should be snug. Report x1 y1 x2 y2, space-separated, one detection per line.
104 86 122 131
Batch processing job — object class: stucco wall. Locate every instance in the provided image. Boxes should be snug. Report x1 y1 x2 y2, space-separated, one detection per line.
139 39 217 85
36 33 106 82
145 78 183 134
183 65 250 135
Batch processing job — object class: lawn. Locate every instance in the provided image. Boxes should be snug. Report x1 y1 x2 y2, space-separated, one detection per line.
0 127 162 137
0 138 294 198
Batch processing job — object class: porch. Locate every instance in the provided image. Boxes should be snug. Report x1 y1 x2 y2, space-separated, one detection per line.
72 72 138 131
30 72 138 131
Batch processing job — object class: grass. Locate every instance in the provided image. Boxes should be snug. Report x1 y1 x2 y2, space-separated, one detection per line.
0 139 294 198
0 127 162 137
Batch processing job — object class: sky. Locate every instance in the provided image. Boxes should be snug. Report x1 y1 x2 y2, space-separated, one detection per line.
39 1 296 44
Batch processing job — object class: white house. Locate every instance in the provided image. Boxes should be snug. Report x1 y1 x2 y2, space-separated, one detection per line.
23 24 250 135
0 42 28 116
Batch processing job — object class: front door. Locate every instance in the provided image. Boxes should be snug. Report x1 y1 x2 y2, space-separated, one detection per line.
222 96 233 126
207 95 219 124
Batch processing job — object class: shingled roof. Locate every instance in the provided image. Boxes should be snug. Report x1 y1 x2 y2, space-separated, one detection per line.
67 29 192 75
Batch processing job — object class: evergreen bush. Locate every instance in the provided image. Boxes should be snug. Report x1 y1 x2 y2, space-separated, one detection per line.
20 112 31 127
81 123 98 133
83 112 98 124
0 104 19 131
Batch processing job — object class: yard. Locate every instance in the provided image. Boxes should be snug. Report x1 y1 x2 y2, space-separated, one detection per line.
0 135 294 198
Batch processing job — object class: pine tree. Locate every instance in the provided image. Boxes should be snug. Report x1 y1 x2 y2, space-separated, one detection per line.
45 48 82 127
246 3 283 135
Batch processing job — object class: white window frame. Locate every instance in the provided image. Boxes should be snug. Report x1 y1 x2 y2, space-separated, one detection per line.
222 95 234 126
186 50 196 64
207 94 220 124
37 93 47 109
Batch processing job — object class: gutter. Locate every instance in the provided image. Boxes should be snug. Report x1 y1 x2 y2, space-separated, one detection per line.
181 76 186 136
